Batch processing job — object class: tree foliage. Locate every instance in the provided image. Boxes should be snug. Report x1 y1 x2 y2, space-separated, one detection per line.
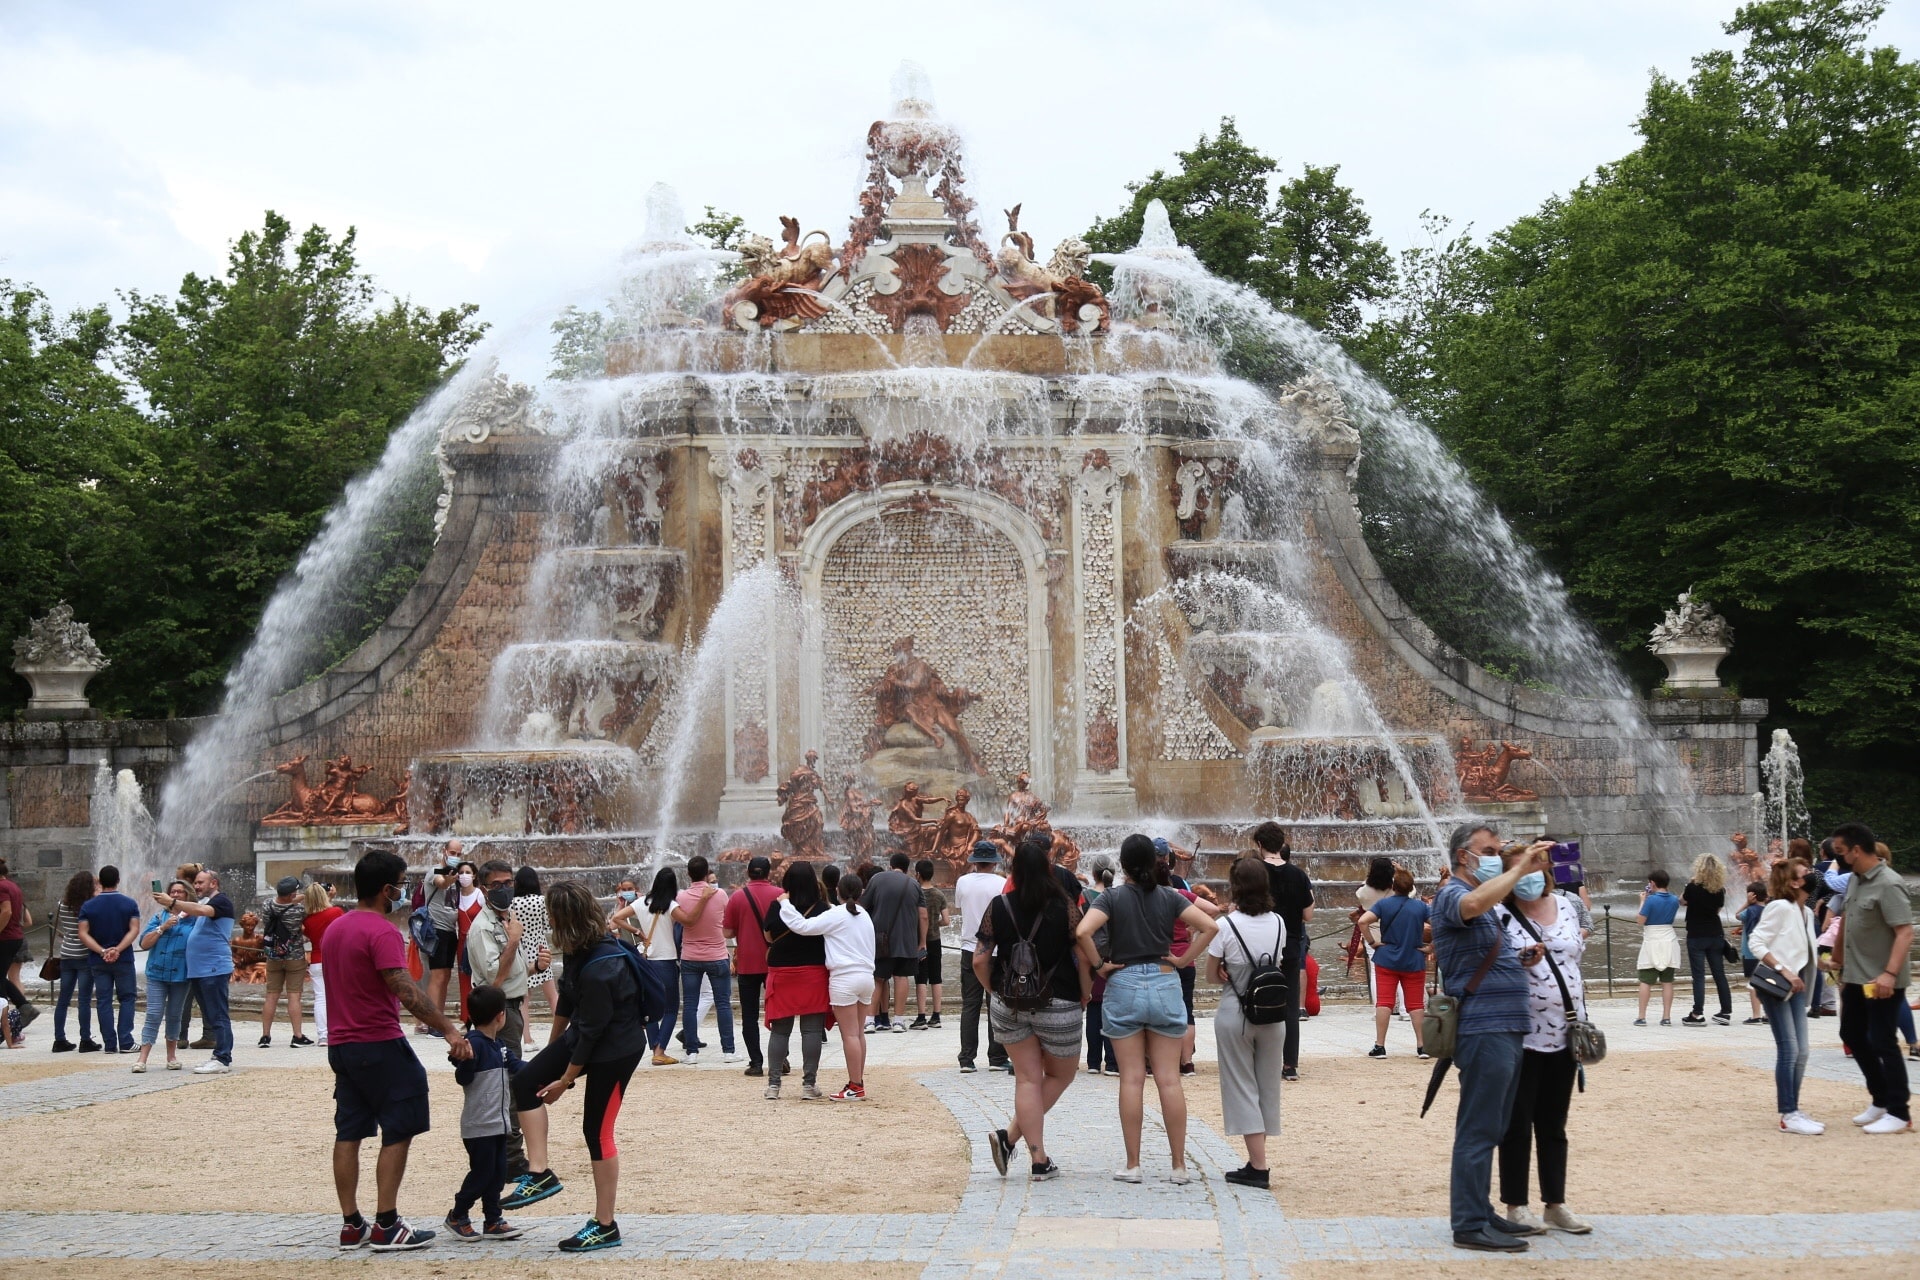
1 213 481 717
1376 0 1920 850
1085 119 1393 343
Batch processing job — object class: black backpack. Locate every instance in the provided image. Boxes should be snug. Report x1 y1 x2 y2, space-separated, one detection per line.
263 903 300 957
992 897 1052 1012
1224 914 1289 1025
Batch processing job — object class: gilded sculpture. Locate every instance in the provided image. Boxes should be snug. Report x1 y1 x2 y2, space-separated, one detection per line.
864 636 984 775
993 205 1111 335
261 753 406 826
838 773 879 864
931 787 981 869
776 750 828 862
1454 739 1539 803
887 781 945 861
723 216 836 329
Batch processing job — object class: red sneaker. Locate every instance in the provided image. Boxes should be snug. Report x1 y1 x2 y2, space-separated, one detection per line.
339 1219 371 1250
829 1083 867 1102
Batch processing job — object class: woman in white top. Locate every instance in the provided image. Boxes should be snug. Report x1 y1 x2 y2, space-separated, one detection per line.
1494 844 1592 1236
1205 857 1288 1190
509 866 555 1044
1746 858 1823 1134
778 873 877 1101
612 867 681 1066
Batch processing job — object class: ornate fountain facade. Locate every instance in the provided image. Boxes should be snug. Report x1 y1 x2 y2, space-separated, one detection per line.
216 92 1763 902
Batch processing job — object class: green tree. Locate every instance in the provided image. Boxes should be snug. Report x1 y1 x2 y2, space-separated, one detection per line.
1407 0 1920 853
117 212 484 711
1085 119 1394 343
0 283 162 715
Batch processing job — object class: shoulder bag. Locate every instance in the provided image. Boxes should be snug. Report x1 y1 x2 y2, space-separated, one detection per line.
1508 907 1606 1065
38 908 64 982
1420 927 1504 1061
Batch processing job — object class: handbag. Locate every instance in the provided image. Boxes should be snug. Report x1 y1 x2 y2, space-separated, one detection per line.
1510 907 1606 1066
1750 961 1794 1001
39 910 63 982
1421 930 1504 1061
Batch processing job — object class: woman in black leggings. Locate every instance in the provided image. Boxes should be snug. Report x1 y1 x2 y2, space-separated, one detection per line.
504 880 647 1253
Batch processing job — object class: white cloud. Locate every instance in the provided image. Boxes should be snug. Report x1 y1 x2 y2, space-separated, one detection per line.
5 0 1917 333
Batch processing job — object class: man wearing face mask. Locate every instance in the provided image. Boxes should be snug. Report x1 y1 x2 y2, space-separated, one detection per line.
468 860 547 1179
416 842 466 1036
329 850 473 1251
1430 824 1554 1253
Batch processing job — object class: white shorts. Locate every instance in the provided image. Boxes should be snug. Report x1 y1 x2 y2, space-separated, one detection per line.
828 969 875 1008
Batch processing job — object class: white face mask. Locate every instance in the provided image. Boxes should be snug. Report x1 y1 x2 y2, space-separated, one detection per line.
457 872 474 889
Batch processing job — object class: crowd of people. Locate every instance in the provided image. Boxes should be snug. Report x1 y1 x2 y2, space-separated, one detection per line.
0 809 1910 1256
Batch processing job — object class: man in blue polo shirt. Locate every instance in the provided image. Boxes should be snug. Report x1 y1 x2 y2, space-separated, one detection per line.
160 868 237 1074
1431 824 1552 1253
77 865 143 1052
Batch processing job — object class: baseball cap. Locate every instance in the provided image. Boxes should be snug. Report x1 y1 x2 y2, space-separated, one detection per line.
1152 838 1172 859
747 855 773 877
969 840 1002 864
275 876 301 896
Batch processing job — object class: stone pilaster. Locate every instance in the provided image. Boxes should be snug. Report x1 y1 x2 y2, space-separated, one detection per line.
711 447 785 827
1065 449 1137 818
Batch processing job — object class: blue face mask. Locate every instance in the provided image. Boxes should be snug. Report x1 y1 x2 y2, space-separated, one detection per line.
1475 854 1506 883
617 889 637 903
1515 872 1546 901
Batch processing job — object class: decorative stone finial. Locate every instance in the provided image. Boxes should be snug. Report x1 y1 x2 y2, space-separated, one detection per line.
1278 372 1359 455
1649 589 1733 689
12 602 108 716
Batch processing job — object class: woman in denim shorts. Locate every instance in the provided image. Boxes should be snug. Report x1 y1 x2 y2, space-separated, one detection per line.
1075 834 1219 1184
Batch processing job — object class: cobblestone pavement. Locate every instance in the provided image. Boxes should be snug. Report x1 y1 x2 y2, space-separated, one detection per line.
4 1006 1917 1275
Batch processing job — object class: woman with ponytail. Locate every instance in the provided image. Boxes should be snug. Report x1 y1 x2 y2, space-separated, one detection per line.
777 872 877 1101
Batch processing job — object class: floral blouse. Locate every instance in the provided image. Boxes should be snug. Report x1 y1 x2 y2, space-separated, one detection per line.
1497 896 1586 1054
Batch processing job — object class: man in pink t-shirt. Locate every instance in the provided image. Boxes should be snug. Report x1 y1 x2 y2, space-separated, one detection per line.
327 850 471 1252
672 855 735 1063
722 856 781 1076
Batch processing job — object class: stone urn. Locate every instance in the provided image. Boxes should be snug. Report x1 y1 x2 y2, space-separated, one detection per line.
12 602 108 717
1648 590 1732 690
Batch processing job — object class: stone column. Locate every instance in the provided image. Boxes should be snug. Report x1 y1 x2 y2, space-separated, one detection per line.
711 447 785 827
1065 449 1137 818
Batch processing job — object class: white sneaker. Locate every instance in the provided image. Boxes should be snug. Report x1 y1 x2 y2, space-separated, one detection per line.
722 1052 742 1064
1543 1204 1592 1234
1781 1112 1825 1136
1112 1167 1142 1183
891 1022 906 1034
1503 1205 1547 1234
1853 1105 1888 1126
1863 1113 1912 1135
192 1059 231 1075
682 1053 700 1066
1168 1169 1191 1185
863 1019 876 1034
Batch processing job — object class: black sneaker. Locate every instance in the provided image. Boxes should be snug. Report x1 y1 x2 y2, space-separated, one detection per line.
1179 1062 1196 1076
369 1218 434 1251
78 1040 101 1053
51 1039 75 1053
258 1035 272 1048
1282 1067 1300 1082
744 1063 764 1077
1030 1159 1060 1181
291 1035 314 1046
928 1014 942 1027
1681 1013 1706 1025
1711 1012 1731 1026
1368 1045 1387 1059
500 1169 563 1210
443 1216 481 1244
1223 1163 1270 1188
558 1219 622 1253
908 1015 928 1029
989 1128 1013 1177
959 1062 977 1073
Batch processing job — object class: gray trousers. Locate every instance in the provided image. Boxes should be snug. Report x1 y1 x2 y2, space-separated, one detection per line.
1451 1030 1524 1235
1214 997 1283 1137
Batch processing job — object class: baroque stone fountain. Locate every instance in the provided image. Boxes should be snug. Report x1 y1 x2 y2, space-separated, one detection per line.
220 68 1759 902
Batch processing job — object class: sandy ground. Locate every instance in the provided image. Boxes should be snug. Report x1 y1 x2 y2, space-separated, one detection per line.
8 1263 922 1280
7 1064 966 1218
1296 1262 1895 1280
1179 1042 1920 1217
0 1055 115 1085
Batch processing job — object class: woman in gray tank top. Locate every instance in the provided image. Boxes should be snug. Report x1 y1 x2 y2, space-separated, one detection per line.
1075 834 1219 1184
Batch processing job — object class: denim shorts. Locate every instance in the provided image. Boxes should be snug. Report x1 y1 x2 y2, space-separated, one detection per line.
1100 964 1187 1040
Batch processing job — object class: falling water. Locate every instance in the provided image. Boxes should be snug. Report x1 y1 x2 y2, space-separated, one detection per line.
1757 728 1810 852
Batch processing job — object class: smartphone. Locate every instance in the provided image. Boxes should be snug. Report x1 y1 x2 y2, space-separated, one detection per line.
151 879 164 895
1547 841 1583 886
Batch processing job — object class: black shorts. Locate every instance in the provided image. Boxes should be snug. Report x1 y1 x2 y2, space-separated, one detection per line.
916 939 944 986
875 955 919 981
428 929 459 972
1178 964 1197 1026
330 1038 430 1146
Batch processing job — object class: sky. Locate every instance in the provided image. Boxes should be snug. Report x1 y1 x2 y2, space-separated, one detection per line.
6 0 1920 338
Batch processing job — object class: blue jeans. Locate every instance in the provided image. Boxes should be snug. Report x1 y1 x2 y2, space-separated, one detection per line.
1757 985 1810 1114
1450 1030 1524 1235
90 960 137 1050
141 977 192 1048
680 958 734 1054
55 965 95 1042
647 959 680 1052
194 973 234 1064
1687 936 1731 1018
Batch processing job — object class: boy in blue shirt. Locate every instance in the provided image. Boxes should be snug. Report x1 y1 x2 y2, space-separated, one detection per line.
446 985 526 1242
1634 870 1682 1025
1734 881 1768 1025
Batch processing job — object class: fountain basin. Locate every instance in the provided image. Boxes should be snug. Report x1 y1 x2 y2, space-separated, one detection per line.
550 547 684 642
411 747 644 837
491 641 675 746
1245 733 1454 822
